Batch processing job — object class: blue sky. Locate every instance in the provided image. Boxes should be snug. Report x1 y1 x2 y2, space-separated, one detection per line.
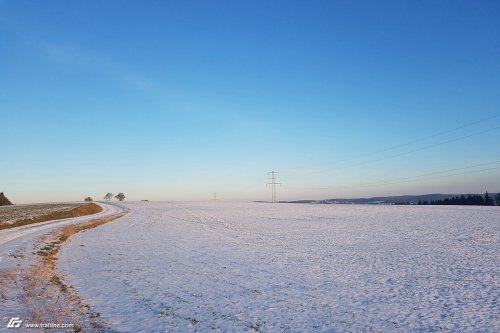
1 0 499 203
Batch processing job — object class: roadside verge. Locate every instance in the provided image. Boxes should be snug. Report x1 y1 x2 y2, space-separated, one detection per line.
0 204 128 332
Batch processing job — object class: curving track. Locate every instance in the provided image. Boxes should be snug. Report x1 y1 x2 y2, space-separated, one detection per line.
0 202 126 270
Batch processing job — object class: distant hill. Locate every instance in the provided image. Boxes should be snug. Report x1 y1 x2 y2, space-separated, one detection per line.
287 194 464 205
0 192 13 206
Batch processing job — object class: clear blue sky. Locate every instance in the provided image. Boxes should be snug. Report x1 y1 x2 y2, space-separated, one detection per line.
1 0 499 203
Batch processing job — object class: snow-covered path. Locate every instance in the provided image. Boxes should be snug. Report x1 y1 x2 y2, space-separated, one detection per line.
59 202 499 332
0 202 126 270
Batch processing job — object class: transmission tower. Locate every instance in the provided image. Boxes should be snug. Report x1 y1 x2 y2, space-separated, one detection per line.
266 170 281 203
212 192 217 202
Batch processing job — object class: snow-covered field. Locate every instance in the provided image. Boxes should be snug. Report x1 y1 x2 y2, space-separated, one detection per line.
0 203 81 225
59 202 499 332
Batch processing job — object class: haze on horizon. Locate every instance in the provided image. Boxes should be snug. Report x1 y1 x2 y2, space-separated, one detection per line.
1 0 499 204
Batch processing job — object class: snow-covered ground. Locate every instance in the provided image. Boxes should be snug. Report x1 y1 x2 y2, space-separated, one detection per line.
59 202 499 332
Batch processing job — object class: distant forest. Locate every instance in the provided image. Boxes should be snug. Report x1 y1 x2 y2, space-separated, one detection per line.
416 192 499 206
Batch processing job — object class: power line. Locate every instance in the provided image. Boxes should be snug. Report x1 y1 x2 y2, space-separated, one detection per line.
355 114 500 160
295 160 500 190
263 116 500 198
356 160 500 188
279 114 500 176
358 126 498 171
266 170 281 203
305 124 500 176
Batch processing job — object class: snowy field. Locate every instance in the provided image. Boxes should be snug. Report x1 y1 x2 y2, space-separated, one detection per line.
0 203 81 225
59 202 499 332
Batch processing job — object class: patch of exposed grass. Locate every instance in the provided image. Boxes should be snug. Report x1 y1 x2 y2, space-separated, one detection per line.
0 266 81 330
0 203 103 230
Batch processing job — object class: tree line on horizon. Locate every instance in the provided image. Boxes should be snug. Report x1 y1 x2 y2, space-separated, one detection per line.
417 192 499 206
104 192 125 201
83 192 125 202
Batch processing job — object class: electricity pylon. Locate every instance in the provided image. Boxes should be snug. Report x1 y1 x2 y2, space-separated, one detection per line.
266 170 281 203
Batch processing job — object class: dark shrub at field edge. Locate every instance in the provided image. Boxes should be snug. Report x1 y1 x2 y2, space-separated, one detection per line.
0 192 13 206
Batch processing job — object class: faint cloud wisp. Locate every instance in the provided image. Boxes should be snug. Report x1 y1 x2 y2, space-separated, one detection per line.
39 42 166 94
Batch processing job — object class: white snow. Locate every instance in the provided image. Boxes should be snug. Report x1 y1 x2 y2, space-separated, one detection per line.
59 202 499 332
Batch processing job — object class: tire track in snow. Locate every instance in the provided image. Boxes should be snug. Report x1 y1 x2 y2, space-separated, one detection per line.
59 202 499 333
